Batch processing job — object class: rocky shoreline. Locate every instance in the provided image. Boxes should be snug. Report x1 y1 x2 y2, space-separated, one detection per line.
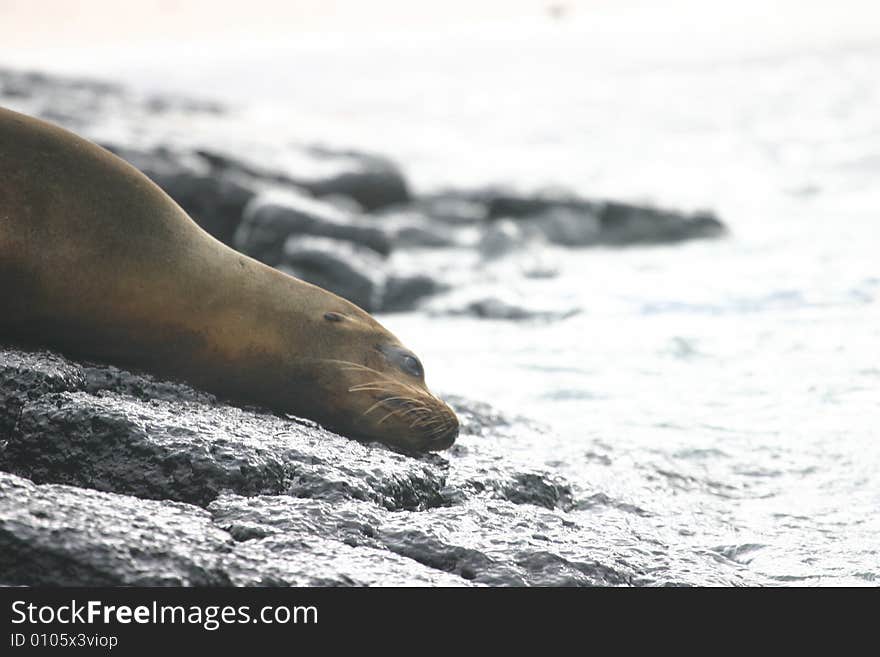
0 67 735 586
0 67 725 317
0 346 633 586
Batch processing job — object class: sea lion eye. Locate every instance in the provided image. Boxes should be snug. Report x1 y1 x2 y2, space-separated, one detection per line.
400 354 423 378
324 312 345 322
376 344 424 378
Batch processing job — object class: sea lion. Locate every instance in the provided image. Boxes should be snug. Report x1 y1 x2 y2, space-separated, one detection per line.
0 106 458 452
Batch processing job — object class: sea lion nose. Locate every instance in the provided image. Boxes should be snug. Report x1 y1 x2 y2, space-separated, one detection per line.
430 416 459 450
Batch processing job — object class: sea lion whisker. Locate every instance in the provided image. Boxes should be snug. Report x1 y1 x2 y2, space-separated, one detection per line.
425 421 452 439
397 404 431 419
377 408 405 426
348 383 394 393
417 411 444 425
408 410 438 429
411 413 441 429
362 396 424 417
384 403 430 424
347 379 403 392
341 366 383 375
322 360 422 397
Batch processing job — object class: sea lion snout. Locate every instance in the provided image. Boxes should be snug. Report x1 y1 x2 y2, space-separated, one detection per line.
357 394 459 453
425 401 459 450
332 351 459 452
302 315 459 451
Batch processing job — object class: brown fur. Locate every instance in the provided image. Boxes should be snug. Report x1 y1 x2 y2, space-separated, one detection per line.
0 106 458 451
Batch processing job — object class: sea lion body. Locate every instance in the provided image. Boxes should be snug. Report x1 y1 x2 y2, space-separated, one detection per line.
0 107 458 451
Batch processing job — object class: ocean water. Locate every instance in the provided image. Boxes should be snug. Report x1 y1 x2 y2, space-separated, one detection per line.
267 36 880 585
10 14 879 584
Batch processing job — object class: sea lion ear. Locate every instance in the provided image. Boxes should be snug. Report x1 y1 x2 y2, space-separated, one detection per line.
323 312 346 322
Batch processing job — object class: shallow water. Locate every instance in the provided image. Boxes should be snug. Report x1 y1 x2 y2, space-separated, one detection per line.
346 34 876 585
309 39 880 585
8 14 880 584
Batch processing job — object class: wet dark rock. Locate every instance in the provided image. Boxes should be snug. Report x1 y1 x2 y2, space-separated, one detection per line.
104 145 408 252
209 495 384 546
0 75 35 99
378 524 508 583
494 472 574 511
532 207 602 246
279 237 386 312
0 472 465 586
194 145 410 213
512 551 630 587
393 224 457 248
597 201 725 244
382 274 448 313
374 501 634 586
234 192 391 265
0 349 85 440
0 67 221 138
479 219 534 258
0 347 446 511
142 95 225 116
211 496 473 585
6 389 446 511
374 210 458 248
522 263 560 279
0 347 753 586
300 146 411 211
465 188 726 246
210 495 631 586
225 532 468 586
0 346 641 586
0 68 124 131
0 471 234 586
413 194 489 226
446 396 515 436
319 194 364 214
485 190 594 221
278 237 443 312
574 493 652 517
7 391 291 506
439 297 580 321
80 362 217 405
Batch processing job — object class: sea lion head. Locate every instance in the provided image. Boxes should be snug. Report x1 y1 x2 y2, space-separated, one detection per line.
289 306 459 452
